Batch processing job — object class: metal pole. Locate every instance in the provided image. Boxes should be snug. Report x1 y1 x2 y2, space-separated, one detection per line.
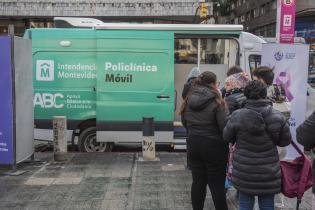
198 38 201 68
276 0 281 43
142 117 157 161
8 25 14 36
53 116 67 161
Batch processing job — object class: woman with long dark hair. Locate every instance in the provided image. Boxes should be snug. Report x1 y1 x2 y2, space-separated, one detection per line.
181 71 229 210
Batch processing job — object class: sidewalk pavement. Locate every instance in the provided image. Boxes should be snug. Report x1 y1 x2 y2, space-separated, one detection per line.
0 152 312 210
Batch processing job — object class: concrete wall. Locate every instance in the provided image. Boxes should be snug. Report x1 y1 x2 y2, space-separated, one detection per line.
0 0 198 17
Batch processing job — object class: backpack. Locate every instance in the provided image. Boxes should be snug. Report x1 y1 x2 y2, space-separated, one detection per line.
280 140 313 210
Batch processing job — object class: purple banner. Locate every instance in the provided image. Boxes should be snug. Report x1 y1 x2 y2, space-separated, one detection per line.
280 0 296 43
0 36 13 164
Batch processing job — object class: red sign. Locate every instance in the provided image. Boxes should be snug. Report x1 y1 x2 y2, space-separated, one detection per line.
279 0 296 43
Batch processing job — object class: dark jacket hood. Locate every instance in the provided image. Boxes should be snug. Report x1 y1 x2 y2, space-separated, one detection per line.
244 99 273 116
188 86 216 111
242 99 273 135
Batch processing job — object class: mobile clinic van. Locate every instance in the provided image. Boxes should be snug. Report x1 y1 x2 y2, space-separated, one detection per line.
25 17 265 152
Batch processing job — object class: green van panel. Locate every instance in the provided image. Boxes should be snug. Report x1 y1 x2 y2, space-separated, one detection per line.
33 51 97 126
95 31 174 131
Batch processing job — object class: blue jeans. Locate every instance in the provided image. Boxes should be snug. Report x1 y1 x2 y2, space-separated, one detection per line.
239 191 275 210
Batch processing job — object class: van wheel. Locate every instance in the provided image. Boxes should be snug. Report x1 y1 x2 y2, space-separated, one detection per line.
78 127 113 152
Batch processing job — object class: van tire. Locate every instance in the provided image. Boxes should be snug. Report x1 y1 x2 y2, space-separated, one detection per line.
78 126 113 152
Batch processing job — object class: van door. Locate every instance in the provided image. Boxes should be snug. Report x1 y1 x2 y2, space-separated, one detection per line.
96 30 174 143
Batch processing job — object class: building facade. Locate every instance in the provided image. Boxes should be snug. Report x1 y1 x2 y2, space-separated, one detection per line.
227 0 315 39
0 0 201 36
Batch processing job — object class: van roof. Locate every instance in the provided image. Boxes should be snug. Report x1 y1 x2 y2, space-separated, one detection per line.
54 17 243 31
95 23 243 31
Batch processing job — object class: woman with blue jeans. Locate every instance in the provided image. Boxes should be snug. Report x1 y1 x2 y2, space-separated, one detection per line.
223 81 291 210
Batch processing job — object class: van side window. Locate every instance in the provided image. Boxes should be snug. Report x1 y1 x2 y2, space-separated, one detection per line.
175 38 239 66
175 39 198 64
249 54 261 78
200 39 238 65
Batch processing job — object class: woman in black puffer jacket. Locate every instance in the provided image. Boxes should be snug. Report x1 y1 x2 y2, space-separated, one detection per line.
181 71 229 210
223 81 291 210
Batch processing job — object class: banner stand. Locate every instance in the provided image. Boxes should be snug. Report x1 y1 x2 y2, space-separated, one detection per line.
0 35 34 172
261 43 310 159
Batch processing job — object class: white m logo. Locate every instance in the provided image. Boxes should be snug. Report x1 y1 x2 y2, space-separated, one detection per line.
36 60 54 81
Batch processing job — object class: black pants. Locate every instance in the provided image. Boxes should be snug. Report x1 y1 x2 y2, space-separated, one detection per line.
187 135 229 210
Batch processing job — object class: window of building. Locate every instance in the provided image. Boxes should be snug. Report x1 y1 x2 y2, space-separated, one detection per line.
254 8 259 18
267 24 276 37
240 15 245 22
260 4 266 15
271 0 277 10
250 10 254 19
265 2 270 11
246 12 251 21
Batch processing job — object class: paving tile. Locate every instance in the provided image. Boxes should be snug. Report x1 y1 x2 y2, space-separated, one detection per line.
59 171 84 177
52 177 82 185
36 184 80 201
133 198 165 209
100 199 128 210
63 200 103 210
0 201 28 210
25 201 65 210
104 191 129 200
74 190 105 200
161 164 185 171
24 178 55 186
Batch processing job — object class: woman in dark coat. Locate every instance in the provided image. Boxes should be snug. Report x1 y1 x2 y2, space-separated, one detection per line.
181 71 229 210
223 80 291 210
